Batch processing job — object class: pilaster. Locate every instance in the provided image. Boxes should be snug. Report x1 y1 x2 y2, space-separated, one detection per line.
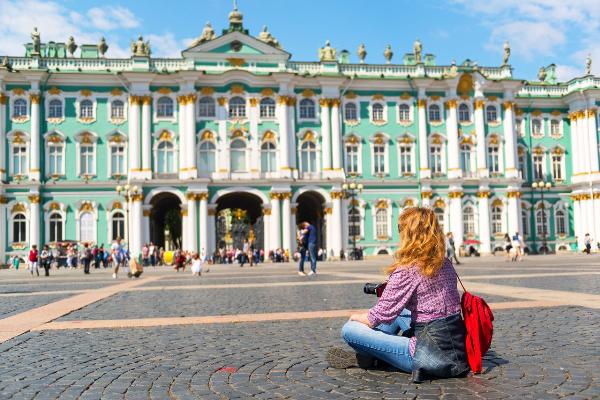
320 99 332 173
140 95 152 179
445 99 461 179
502 100 519 178
128 95 142 179
506 190 522 236
29 92 41 181
477 189 491 254
474 98 488 178
270 192 281 250
417 98 430 178
28 193 41 248
0 93 6 181
130 193 144 256
448 189 464 247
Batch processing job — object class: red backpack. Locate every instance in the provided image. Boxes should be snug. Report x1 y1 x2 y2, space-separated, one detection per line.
456 273 494 374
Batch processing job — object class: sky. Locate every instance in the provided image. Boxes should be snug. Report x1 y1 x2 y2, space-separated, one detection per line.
0 0 599 82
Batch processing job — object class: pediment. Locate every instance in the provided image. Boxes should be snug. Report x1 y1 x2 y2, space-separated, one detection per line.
182 31 290 63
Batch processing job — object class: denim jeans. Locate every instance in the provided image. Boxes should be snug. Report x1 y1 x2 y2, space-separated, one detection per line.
341 309 413 373
298 243 317 273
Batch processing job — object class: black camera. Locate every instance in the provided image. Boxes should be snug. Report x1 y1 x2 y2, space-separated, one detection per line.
363 282 387 297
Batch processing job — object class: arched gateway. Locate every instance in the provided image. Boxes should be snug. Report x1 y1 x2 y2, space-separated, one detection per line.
215 192 264 250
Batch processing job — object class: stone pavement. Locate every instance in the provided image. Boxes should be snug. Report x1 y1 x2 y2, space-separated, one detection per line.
0 255 599 399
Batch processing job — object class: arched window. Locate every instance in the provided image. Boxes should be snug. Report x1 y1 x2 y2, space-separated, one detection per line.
79 212 94 243
230 139 247 172
110 144 126 176
229 96 246 118
487 143 500 174
460 144 473 176
551 152 564 181
260 142 277 172
517 149 527 180
198 141 216 172
555 209 567 236
111 100 124 119
398 142 413 175
550 119 561 137
48 142 64 176
80 100 94 118
458 103 470 122
373 143 386 174
536 209 548 236
112 211 125 241
521 209 529 237
398 104 410 121
259 98 276 119
300 141 317 173
12 143 28 175
375 208 388 238
434 208 445 232
348 207 361 238
429 143 443 175
49 99 63 118
463 205 475 236
13 99 27 117
345 103 357 120
486 105 498 122
80 144 95 175
516 118 525 137
428 104 441 122
299 99 315 119
157 97 174 118
491 205 503 234
345 141 359 174
533 152 544 180
198 97 216 118
531 119 542 137
13 213 27 243
157 141 175 173
49 212 63 242
372 103 384 121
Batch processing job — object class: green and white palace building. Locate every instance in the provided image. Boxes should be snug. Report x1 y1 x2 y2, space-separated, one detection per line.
1 6 599 262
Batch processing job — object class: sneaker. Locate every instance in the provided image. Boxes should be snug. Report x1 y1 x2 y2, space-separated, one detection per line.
112 273 117 279
308 271 316 276
298 271 307 276
326 347 374 369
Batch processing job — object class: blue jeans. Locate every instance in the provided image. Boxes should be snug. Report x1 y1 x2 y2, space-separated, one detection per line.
298 243 317 273
341 309 413 373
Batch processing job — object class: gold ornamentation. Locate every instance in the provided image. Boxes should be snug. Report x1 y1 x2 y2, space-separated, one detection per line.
430 95 441 101
143 210 151 217
433 199 445 208
200 87 215 96
587 109 597 117
404 199 415 207
552 147 564 155
492 198 504 207
373 133 386 145
131 194 144 202
177 95 188 105
457 73 473 97
286 97 296 106
142 95 152 105
12 203 26 213
158 87 172 94
48 87 61 95
375 199 388 209
400 92 411 100
324 207 333 215
249 98 258 107
197 193 209 201
231 129 244 138
280 192 292 200
507 191 522 198
27 195 40 204
489 135 499 145
262 208 272 216
531 109 542 117
344 91 357 99
400 135 413 144
111 88 123 96
473 99 485 110
303 131 315 141
488 96 498 102
345 135 359 144
262 131 275 141
0 196 8 204
261 88 274 97
112 202 122 210
270 192 281 200
12 132 26 144
533 147 544 155
181 209 188 217
200 130 214 141
129 95 142 105
515 107 523 116
448 191 463 199
302 89 315 98
331 191 344 200
79 202 94 212
217 97 228 106
372 94 385 101
29 94 40 104
502 101 514 110
431 134 442 145
445 99 457 109
550 110 562 116
208 208 217 216
477 191 491 198
418 99 427 108
186 192 196 200
330 98 341 107
226 57 245 67
12 88 25 95
0 93 7 104
460 136 473 145
159 130 173 141
230 84 245 94
319 98 330 107
80 89 92 97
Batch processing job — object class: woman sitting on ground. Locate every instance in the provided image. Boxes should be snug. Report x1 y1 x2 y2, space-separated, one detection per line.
327 207 469 382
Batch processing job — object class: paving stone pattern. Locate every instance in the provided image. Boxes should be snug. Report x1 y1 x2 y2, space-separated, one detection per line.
0 293 73 319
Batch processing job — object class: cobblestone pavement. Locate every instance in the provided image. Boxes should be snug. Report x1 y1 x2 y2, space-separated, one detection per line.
0 255 599 399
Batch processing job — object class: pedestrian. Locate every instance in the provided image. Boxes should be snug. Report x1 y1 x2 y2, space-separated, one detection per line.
28 244 39 277
445 232 460 265
584 233 592 255
149 242 156 266
298 221 318 276
111 237 125 279
11 254 21 270
511 232 522 261
503 233 513 261
80 243 92 274
191 252 203 276
40 245 51 276
92 245 99 268
174 249 186 272
142 243 149 267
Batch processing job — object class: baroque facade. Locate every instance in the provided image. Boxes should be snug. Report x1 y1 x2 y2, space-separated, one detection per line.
1 6 599 262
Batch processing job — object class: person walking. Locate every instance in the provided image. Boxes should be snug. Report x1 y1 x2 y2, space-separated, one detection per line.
149 242 156 266
511 232 522 261
11 254 21 270
111 237 125 279
191 252 203 277
80 243 92 274
584 233 592 255
503 233 513 261
40 245 51 276
445 232 461 265
298 221 318 276
28 244 39 277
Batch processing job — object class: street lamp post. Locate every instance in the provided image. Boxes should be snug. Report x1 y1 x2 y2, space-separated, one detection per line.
532 180 552 254
116 183 141 252
342 180 364 260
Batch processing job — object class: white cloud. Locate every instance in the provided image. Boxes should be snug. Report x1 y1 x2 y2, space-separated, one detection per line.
87 6 140 31
145 33 188 58
489 21 565 60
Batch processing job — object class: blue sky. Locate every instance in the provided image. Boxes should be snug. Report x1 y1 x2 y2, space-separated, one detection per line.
1 0 598 81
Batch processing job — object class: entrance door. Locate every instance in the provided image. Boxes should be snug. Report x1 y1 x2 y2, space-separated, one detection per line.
296 191 326 249
150 193 182 250
215 192 264 250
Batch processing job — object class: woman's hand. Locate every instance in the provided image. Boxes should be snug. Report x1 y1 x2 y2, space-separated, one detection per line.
349 312 372 328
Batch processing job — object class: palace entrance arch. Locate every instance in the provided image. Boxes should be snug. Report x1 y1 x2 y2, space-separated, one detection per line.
296 191 326 249
149 192 182 250
215 192 264 250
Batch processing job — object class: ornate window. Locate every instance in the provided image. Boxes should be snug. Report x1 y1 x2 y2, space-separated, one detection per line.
13 99 27 118
157 97 174 118
458 103 470 123
48 142 64 176
521 207 529 237
532 150 545 181
198 96 216 118
372 103 385 122
300 141 317 173
259 98 276 119
229 96 246 118
536 208 548 236
348 207 361 238
516 118 525 137
345 141 359 175
531 119 543 138
430 143 443 175
13 213 27 243
111 211 125 241
199 141 216 173
110 145 126 176
80 100 94 119
49 212 64 242
345 103 358 121
398 142 413 175
517 147 527 180
551 150 564 181
460 143 475 177
79 144 94 176
555 209 567 236
491 204 503 234
299 99 316 119
79 212 95 243
156 141 176 174
398 103 410 122
428 104 441 122
48 99 63 119
375 208 388 239
13 145 27 176
463 205 475 236
110 100 124 119
260 141 277 172
230 139 247 172
434 207 445 232
487 143 500 175
373 143 386 174
550 119 561 137
485 105 498 123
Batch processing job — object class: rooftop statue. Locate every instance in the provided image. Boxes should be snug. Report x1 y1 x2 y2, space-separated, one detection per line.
444 59 458 78
258 25 281 49
131 36 151 57
502 41 510 65
413 38 422 63
229 0 243 26
538 66 547 82
31 27 41 55
384 45 393 64
66 36 77 57
357 43 367 63
98 37 108 57
190 21 216 47
585 54 592 75
319 40 337 62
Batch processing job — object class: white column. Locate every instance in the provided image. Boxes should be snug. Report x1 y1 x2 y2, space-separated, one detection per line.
0 94 6 181
217 98 229 175
478 191 492 254
29 93 41 181
417 99 430 178
588 109 599 173
503 101 519 178
178 96 188 179
320 99 332 171
270 193 281 249
186 95 197 178
449 192 464 247
593 195 600 249
421 192 432 207
445 99 460 179
263 208 271 254
288 100 297 172
187 193 198 253
130 195 143 256
581 110 592 174
341 198 349 252
507 192 521 237
331 192 343 258
573 198 583 250
128 96 141 178
576 112 586 175
583 197 594 242
28 194 41 248
142 207 150 245
331 99 342 171
199 193 208 255
474 99 488 178
249 98 260 173
277 96 290 173
325 205 333 256
0 199 6 264
141 96 152 178
181 205 188 251
281 193 292 252
208 205 217 255
569 114 579 175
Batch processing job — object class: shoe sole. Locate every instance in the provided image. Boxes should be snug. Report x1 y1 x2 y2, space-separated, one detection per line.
326 347 358 369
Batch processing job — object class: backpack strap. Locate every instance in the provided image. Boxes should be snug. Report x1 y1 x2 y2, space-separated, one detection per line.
453 267 467 293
